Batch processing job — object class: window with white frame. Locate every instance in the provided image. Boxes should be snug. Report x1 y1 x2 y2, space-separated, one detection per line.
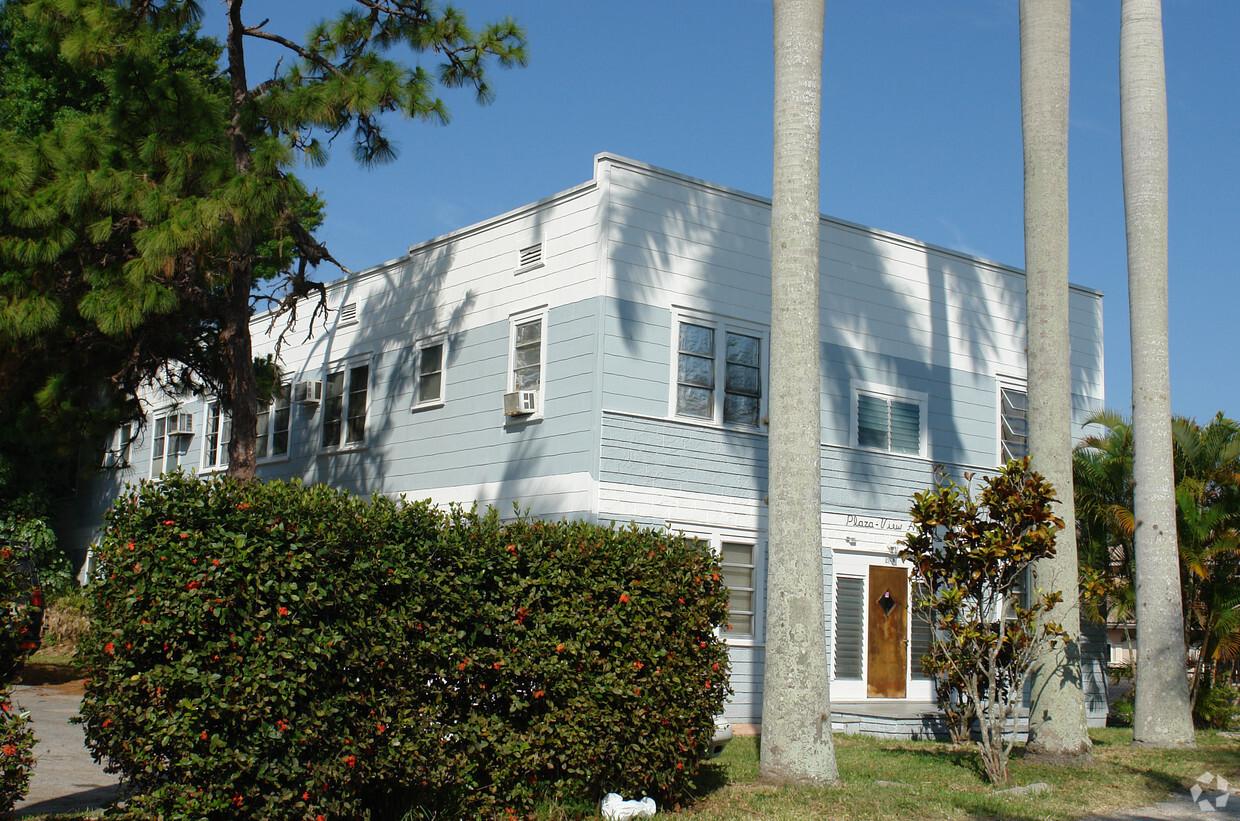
510 313 544 393
202 401 230 471
721 541 757 638
415 338 445 406
999 382 1028 463
322 361 369 448
256 384 291 460
149 410 188 477
853 385 925 456
673 315 764 427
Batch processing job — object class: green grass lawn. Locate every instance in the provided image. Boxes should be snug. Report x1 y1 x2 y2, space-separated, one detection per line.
14 726 1240 820
677 728 1240 820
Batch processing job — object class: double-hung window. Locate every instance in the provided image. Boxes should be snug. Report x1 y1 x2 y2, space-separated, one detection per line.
150 410 187 477
322 361 370 449
257 385 291 460
853 384 925 456
202 401 230 471
999 382 1028 463
673 314 765 428
415 338 446 407
511 314 543 392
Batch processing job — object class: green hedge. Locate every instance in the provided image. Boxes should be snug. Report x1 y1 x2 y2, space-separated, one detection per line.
80 474 731 818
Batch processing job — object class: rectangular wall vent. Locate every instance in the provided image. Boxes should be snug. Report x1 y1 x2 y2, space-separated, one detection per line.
339 302 358 326
517 243 542 270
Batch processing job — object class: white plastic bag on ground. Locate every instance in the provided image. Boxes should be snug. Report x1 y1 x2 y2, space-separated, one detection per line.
600 792 657 820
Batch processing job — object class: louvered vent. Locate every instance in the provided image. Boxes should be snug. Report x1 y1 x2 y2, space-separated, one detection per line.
834 576 865 679
518 243 542 269
339 302 358 326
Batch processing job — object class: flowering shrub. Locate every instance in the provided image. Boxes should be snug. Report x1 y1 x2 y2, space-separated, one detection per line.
1 687 36 812
1 540 41 681
80 474 730 818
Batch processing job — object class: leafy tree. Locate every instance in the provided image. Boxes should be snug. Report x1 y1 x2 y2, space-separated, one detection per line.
1172 414 1240 712
899 459 1067 787
1118 0 1195 747
760 0 838 787
1 0 526 481
1073 411 1240 726
0 0 239 505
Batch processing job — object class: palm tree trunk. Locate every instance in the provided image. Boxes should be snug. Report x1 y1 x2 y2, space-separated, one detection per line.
759 0 838 786
1120 0 1194 747
1019 0 1092 761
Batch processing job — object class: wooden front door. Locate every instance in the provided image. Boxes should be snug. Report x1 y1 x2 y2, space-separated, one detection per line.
866 565 908 698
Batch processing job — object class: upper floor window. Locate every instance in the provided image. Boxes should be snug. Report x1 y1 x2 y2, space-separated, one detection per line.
673 314 764 428
202 401 230 471
323 361 369 449
1000 384 1028 463
415 338 445 407
511 314 544 393
257 385 291 460
102 422 133 469
853 384 925 457
150 410 191 477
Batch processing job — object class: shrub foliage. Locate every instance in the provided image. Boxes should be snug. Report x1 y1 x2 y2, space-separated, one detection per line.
80 474 730 818
898 459 1067 787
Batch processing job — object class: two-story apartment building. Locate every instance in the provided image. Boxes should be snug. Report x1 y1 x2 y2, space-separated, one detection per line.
62 153 1109 733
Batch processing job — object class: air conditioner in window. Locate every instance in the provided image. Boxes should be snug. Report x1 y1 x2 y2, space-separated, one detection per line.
167 413 194 437
294 380 323 404
503 390 538 416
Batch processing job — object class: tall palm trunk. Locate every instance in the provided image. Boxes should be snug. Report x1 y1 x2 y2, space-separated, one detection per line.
759 0 838 786
1019 0 1092 760
1120 0 1194 747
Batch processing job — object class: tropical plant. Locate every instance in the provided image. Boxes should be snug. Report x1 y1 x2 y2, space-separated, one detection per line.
899 459 1067 787
1073 411 1240 726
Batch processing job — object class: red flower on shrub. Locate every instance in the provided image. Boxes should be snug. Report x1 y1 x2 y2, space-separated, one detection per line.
278 606 289 616
3 744 18 756
237 503 250 510
104 642 115 654
619 594 629 603
186 581 201 591
345 755 356 768
163 520 175 526
534 690 545 698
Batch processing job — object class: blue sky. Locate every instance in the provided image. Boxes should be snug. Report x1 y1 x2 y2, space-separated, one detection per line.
202 1 1238 423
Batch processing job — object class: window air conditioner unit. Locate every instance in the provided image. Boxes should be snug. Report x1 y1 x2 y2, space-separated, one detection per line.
167 413 194 437
504 390 538 416
294 380 323 404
